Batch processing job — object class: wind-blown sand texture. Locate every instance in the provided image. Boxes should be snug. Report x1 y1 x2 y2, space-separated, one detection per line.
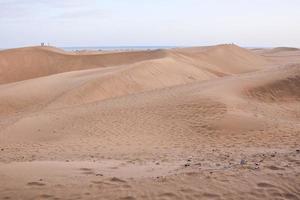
0 44 299 200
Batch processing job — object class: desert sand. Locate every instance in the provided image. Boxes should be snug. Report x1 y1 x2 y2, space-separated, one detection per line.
0 44 299 200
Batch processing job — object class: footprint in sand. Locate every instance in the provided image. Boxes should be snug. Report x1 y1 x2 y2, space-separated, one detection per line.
202 192 221 199
79 167 94 172
92 180 113 186
27 181 46 186
266 165 285 171
39 194 53 199
119 196 136 200
79 168 95 175
110 177 127 183
257 182 276 188
158 192 180 199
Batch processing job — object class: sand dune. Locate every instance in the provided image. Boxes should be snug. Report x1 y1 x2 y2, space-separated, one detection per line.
171 44 269 74
253 46 300 66
0 44 270 114
0 44 268 85
0 45 299 200
245 65 300 102
269 47 300 53
0 46 167 84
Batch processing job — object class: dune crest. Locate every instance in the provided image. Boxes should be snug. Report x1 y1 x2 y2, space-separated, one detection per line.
0 46 167 84
0 44 268 85
0 45 271 114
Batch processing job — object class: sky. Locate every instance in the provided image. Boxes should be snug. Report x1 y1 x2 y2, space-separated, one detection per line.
0 0 300 48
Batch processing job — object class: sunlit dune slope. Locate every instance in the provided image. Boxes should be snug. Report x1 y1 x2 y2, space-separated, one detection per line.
0 46 167 84
0 64 299 152
0 44 268 85
0 44 270 114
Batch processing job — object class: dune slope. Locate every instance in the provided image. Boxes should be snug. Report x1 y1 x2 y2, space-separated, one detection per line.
0 44 270 114
0 44 268 84
0 45 299 200
0 46 167 84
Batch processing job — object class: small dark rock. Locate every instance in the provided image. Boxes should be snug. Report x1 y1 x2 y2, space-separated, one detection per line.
240 159 247 165
96 173 103 176
187 159 192 162
1 148 4 151
66 160 70 162
184 163 190 167
155 162 160 165
296 149 300 153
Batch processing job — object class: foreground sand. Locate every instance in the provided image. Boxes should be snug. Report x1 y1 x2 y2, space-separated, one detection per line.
0 45 299 199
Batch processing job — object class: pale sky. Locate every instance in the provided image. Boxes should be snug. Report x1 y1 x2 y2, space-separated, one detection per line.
1 0 300 48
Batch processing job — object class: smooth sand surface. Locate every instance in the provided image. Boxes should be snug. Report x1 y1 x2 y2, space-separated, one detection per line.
0 45 299 200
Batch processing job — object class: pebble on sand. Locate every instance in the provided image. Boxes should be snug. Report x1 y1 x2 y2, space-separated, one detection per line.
240 159 247 165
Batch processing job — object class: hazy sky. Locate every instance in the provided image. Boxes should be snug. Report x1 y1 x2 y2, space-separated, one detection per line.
1 0 300 48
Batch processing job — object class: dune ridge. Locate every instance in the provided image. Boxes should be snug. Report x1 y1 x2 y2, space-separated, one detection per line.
0 44 268 85
0 46 167 84
0 44 270 114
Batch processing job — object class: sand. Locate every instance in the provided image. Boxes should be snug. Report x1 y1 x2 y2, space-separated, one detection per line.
0 45 299 200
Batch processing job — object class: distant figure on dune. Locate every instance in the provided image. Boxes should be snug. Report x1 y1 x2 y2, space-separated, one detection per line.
40 42 50 47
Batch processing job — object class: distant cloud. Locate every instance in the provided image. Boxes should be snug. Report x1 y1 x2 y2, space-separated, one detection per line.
1 0 300 48
0 0 102 20
56 9 105 19
0 0 32 19
38 0 93 8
